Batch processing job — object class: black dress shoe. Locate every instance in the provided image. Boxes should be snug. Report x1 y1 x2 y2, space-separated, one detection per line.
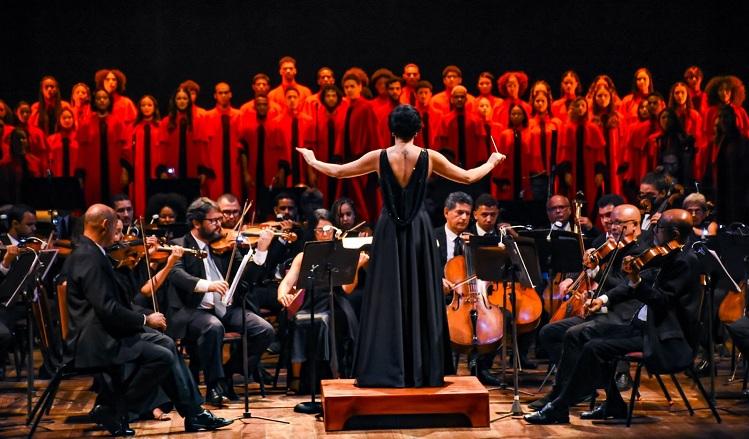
477 370 504 387
205 387 229 406
520 356 538 370
90 404 135 436
523 402 569 424
527 394 551 411
615 372 633 391
580 402 628 420
185 409 234 432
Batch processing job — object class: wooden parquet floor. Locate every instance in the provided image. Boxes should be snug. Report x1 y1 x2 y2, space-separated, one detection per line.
1 353 748 438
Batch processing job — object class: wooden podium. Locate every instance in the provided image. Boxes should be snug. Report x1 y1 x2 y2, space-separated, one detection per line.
321 376 489 431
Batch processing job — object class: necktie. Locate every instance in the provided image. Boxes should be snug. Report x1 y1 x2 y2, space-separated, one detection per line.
62 136 70 177
343 105 354 161
484 123 492 156
179 117 188 178
99 118 110 201
513 129 522 200
457 113 466 167
453 236 463 257
222 114 231 193
409 90 416 106
539 119 547 168
327 117 337 198
47 108 57 135
576 123 586 194
206 253 227 317
422 111 430 148
144 124 152 180
256 121 265 188
291 117 300 185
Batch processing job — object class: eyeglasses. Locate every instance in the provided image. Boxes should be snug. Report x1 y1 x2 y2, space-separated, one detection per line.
221 209 240 216
203 217 223 224
314 227 334 233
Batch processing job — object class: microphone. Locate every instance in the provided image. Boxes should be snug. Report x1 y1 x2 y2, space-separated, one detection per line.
322 224 343 239
547 221 563 242
150 214 159 224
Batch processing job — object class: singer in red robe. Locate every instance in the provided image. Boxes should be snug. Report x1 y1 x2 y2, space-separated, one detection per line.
301 67 336 117
551 70 581 122
431 66 474 114
493 71 532 128
125 95 161 216
238 96 281 205
413 81 443 149
374 77 403 146
400 63 421 106
529 91 561 199
668 82 704 151
620 68 654 126
591 85 628 195
684 66 709 117
69 83 92 131
557 98 606 214
29 76 70 136
203 83 243 200
305 86 348 204
239 73 283 120
267 87 316 188
267 56 312 110
46 107 81 178
436 86 484 168
12 102 48 177
493 104 533 201
95 69 137 127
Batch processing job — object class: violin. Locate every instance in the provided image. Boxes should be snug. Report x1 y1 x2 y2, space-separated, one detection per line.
623 239 682 273
108 237 206 269
241 223 298 244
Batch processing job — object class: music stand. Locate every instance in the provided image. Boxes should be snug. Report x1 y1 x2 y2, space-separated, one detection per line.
474 236 540 420
293 241 359 415
147 179 200 203
21 177 84 211
0 249 58 419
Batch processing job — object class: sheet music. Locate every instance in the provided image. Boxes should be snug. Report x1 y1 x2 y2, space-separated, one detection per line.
222 250 253 307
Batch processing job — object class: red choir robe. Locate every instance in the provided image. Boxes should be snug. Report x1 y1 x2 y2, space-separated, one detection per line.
203 106 244 200
0 125 13 167
529 115 561 198
675 107 704 149
77 113 128 205
436 109 484 168
267 82 312 110
413 105 443 149
492 98 533 128
465 95 502 116
430 90 475 115
308 101 349 205
239 99 282 121
623 119 658 185
124 120 161 216
551 97 575 122
15 123 48 176
619 93 647 126
591 111 627 195
698 103 749 181
71 104 92 131
46 129 81 178
111 93 138 127
157 110 210 192
374 100 400 147
400 86 418 106
336 97 380 222
237 112 281 204
690 90 709 117
557 119 607 214
29 100 71 136
492 127 532 201
267 110 315 188
301 92 322 117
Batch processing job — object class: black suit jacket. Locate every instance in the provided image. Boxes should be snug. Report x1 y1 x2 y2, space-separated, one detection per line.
165 232 266 339
607 247 701 373
62 236 145 368
433 226 448 270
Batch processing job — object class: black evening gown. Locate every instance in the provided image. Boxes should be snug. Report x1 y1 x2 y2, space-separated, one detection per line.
353 149 454 387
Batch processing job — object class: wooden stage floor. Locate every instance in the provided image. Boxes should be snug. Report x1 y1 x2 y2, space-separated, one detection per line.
1 352 748 438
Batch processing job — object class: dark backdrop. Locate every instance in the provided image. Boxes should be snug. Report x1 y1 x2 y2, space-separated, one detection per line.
3 0 748 113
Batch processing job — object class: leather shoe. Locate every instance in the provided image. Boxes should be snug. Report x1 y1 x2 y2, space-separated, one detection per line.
523 402 569 424
580 402 627 420
615 372 633 391
528 394 551 411
477 370 504 387
90 404 135 436
222 377 240 401
520 356 537 370
205 386 229 406
185 409 234 432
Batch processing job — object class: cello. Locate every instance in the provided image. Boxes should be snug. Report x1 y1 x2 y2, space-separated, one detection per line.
444 234 504 358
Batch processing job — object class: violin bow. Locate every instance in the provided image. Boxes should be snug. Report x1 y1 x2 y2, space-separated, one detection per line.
224 199 253 282
139 216 159 313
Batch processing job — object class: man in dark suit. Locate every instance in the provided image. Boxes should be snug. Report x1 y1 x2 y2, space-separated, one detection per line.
525 209 701 424
63 204 231 435
167 197 274 404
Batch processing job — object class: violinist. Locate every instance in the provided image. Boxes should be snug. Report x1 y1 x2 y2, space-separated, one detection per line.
217 193 242 229
682 193 717 242
166 197 274 405
0 204 37 380
276 209 367 393
112 193 137 236
330 197 371 317
638 171 668 230
526 209 701 424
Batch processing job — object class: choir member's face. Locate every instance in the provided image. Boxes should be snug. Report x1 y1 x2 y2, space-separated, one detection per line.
572 100 587 118
659 111 672 131
718 83 732 104
533 94 548 114
477 98 492 119
280 62 297 81
323 89 339 109
444 202 471 234
532 84 548 98
416 87 432 106
198 208 223 241
510 106 525 127
477 77 492 95
114 199 134 226
562 74 578 96
546 196 571 223
175 91 190 111
387 81 402 102
314 219 335 241
685 71 701 89
218 198 241 229
139 97 155 118
473 205 499 233
253 78 270 96
646 96 662 117
375 77 388 96
73 85 89 105
443 71 461 90
343 79 362 99
158 206 177 225
214 83 232 107
450 90 467 109
42 79 58 100
285 90 300 111
672 84 688 106
403 65 420 87
506 76 519 99
598 204 615 233
635 70 650 94
95 91 110 112
16 105 31 123
318 69 334 87
104 72 118 94
59 111 74 130
255 97 269 117
637 101 649 121
594 88 611 109
337 203 356 229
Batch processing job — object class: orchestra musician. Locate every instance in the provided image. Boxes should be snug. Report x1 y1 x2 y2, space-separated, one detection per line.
526 209 701 424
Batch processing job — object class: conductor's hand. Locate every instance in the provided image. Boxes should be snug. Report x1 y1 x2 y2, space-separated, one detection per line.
586 298 604 314
207 280 229 296
146 312 167 331
296 148 316 165
488 152 506 167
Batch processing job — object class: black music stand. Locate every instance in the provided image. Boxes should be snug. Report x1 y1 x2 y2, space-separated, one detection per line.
293 241 359 415
474 236 540 420
0 249 58 420
147 179 200 202
22 177 84 211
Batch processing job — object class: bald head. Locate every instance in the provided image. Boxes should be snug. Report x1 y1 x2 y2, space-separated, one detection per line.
610 204 641 240
451 85 467 96
83 204 117 246
657 209 692 244
546 195 571 223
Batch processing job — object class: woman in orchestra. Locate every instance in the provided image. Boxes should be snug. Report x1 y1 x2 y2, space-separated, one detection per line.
297 104 505 388
682 193 717 242
276 209 368 392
